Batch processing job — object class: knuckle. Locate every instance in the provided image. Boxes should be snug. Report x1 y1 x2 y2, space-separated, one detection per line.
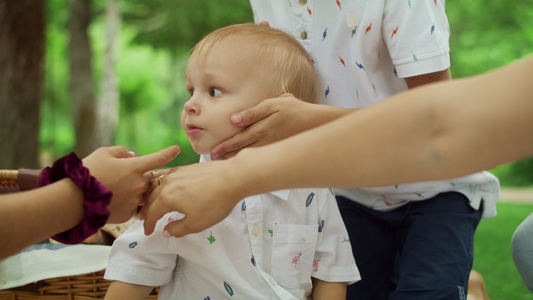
254 129 268 139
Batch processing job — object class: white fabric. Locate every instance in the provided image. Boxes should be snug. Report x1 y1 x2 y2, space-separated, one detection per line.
0 244 111 290
250 0 500 218
105 155 360 299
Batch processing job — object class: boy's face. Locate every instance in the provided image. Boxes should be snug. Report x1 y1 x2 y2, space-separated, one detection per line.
182 39 276 155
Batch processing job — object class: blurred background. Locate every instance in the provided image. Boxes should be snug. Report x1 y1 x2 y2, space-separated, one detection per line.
1 1 533 299
1 0 532 185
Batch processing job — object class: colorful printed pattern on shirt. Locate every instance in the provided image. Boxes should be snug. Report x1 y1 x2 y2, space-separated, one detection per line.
251 0 450 110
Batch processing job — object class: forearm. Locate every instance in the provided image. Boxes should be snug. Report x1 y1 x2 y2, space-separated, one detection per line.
307 103 354 127
311 278 347 300
0 179 84 260
230 56 533 194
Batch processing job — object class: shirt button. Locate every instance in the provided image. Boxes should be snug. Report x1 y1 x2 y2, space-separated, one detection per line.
269 277 277 286
252 225 261 236
299 0 307 5
300 31 308 40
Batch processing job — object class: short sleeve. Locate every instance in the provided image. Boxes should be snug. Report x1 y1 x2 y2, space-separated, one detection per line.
104 214 180 286
383 0 450 78
313 189 361 284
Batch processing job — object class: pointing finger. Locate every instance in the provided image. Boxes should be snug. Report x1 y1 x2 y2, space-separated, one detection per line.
132 145 180 173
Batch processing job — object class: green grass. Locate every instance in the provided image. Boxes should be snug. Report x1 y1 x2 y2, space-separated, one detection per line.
474 202 533 299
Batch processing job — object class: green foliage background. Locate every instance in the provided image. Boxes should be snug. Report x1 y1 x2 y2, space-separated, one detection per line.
447 0 533 187
41 0 533 185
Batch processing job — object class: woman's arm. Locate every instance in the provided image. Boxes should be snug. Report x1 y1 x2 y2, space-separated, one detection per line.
142 56 533 237
236 56 533 190
0 179 84 259
0 145 179 260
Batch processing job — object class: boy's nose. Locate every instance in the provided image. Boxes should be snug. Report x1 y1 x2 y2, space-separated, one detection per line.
183 99 200 114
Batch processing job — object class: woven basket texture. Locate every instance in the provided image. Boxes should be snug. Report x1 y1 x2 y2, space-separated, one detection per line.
0 270 159 300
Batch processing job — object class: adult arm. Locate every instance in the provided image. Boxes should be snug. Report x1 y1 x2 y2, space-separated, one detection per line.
0 145 179 260
235 57 532 189
142 56 533 237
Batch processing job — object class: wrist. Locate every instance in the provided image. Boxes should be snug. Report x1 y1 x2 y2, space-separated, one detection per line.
229 148 274 197
39 152 113 244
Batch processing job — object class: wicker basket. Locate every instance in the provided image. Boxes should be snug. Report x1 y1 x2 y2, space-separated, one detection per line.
0 270 159 300
0 170 159 299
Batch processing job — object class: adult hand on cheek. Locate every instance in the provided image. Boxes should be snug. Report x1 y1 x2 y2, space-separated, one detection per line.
210 93 346 160
83 145 180 224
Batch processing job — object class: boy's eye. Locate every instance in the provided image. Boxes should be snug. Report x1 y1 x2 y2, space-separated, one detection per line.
210 88 222 97
188 89 194 96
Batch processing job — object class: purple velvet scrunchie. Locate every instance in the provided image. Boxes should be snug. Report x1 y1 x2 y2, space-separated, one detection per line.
38 152 112 244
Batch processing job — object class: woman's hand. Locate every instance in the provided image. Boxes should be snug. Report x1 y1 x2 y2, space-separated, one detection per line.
83 145 180 223
140 160 245 237
210 94 349 160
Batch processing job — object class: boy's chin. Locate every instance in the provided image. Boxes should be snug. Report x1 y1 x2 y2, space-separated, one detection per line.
191 145 213 156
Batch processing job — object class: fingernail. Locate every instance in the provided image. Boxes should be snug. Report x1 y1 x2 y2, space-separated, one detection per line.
129 151 136 156
231 114 243 125
163 230 172 238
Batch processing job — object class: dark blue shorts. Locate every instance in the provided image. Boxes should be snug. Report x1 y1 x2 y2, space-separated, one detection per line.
337 192 482 300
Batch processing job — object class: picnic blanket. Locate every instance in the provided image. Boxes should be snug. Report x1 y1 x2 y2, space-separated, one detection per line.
0 243 111 290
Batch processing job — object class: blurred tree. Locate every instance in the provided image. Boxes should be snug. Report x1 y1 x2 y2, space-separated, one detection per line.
69 0 98 157
96 0 121 147
0 0 44 168
123 0 252 53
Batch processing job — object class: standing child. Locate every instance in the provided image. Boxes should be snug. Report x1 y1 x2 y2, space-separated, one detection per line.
103 23 360 300
204 2 501 299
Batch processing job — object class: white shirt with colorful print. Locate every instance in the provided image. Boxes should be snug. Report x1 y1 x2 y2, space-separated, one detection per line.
250 0 500 217
105 155 360 300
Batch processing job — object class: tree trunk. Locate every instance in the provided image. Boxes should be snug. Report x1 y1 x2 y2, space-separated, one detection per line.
0 0 45 169
69 0 97 157
97 0 121 147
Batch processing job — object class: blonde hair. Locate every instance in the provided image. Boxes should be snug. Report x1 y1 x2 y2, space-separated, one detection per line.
190 23 320 103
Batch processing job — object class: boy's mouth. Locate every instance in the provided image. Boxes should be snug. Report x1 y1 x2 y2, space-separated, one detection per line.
186 124 203 136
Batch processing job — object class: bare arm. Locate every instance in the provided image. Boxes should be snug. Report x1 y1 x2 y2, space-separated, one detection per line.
0 179 84 260
236 57 532 189
0 145 180 260
142 56 533 237
234 57 533 189
105 281 154 300
311 279 347 300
